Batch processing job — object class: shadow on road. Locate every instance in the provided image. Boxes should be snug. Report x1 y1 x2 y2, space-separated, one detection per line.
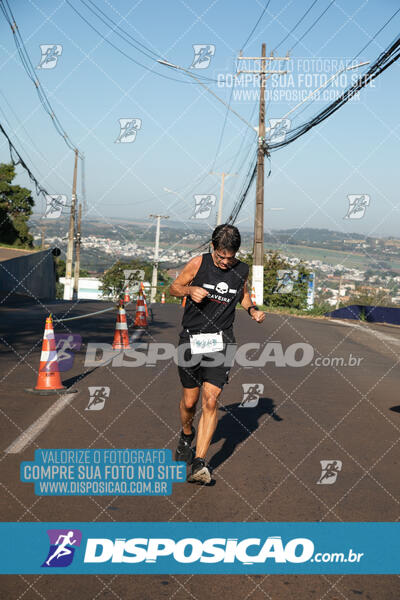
209 398 283 470
62 366 98 389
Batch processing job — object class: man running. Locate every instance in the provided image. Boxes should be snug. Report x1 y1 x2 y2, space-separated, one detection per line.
169 224 265 484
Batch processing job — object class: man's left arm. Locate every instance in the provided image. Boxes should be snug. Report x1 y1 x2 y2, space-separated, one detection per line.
240 280 266 323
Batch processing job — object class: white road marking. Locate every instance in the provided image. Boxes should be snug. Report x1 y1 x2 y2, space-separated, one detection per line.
331 319 400 347
5 327 147 454
5 393 77 454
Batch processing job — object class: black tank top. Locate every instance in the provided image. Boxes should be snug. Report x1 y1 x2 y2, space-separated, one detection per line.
181 253 249 334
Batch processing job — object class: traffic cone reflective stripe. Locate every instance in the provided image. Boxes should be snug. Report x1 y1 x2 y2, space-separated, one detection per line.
134 292 148 327
35 316 65 392
140 282 149 316
112 302 131 349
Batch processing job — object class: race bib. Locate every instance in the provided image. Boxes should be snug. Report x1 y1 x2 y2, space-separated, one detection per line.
189 332 223 355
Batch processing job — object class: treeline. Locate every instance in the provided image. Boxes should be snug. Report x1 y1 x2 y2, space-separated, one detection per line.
0 163 34 247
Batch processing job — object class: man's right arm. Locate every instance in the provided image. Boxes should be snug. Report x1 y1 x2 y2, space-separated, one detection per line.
169 256 208 303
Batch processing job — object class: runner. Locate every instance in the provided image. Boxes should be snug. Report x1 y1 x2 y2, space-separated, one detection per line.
169 224 265 484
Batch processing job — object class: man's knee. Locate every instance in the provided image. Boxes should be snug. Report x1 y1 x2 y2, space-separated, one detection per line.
202 389 220 412
182 391 199 410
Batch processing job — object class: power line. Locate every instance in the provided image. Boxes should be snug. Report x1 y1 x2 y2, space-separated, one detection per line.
66 0 218 85
279 6 400 127
81 0 163 61
241 0 272 52
272 0 319 53
268 33 400 151
289 0 336 53
0 122 51 199
0 88 49 165
224 11 400 225
353 6 400 60
210 66 235 171
0 98 45 181
0 0 82 157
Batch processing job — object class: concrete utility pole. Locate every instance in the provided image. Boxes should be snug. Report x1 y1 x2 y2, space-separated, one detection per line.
210 171 237 225
73 203 82 300
336 273 343 310
237 45 289 305
149 214 169 303
64 148 79 300
40 223 47 249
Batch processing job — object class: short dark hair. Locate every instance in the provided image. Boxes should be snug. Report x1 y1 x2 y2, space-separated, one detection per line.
212 224 241 253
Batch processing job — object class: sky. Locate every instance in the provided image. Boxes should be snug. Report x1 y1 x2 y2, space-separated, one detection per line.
0 0 399 239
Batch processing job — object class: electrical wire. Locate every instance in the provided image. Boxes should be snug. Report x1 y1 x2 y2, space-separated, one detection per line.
0 101 45 180
82 0 163 61
267 33 400 151
241 0 272 51
278 6 400 128
66 0 218 85
289 0 336 53
0 122 51 199
272 0 319 53
210 81 235 172
0 0 82 157
223 10 400 224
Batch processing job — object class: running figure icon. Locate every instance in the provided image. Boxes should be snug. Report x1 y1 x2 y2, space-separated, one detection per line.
45 531 77 566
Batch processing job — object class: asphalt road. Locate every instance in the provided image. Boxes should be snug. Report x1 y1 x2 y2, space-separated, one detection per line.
1 298 400 599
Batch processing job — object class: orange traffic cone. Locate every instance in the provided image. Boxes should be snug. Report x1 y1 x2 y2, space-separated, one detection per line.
140 282 149 317
182 296 187 308
134 291 148 327
28 315 66 395
161 292 165 304
123 286 130 304
112 300 131 349
251 286 256 304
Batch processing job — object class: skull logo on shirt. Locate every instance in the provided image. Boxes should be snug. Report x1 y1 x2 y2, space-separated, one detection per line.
215 281 229 295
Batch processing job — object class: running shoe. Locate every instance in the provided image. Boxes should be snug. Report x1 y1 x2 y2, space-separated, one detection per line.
187 457 212 484
175 427 195 464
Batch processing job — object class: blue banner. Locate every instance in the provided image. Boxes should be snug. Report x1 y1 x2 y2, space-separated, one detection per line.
0 522 399 574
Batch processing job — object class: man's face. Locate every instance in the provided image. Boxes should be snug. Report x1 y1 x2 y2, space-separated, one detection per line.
212 247 237 270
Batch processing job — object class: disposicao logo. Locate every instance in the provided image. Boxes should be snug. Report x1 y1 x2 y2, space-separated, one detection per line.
42 529 82 567
83 536 314 564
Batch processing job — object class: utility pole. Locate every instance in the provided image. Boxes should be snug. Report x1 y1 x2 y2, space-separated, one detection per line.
64 148 79 300
210 171 237 225
254 43 266 306
73 203 82 300
336 273 343 310
149 214 169 303
40 222 47 249
237 45 289 305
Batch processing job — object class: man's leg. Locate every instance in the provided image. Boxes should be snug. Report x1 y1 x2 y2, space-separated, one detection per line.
180 386 200 434
175 386 200 464
195 381 222 458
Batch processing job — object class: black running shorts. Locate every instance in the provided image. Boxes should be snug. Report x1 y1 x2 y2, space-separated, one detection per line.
177 328 236 390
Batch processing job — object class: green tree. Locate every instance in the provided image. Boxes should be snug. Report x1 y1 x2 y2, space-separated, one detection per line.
99 259 172 301
56 258 89 278
0 163 34 247
343 287 395 307
242 251 311 309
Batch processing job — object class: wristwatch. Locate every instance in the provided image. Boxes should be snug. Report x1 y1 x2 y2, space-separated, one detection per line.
247 305 258 315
